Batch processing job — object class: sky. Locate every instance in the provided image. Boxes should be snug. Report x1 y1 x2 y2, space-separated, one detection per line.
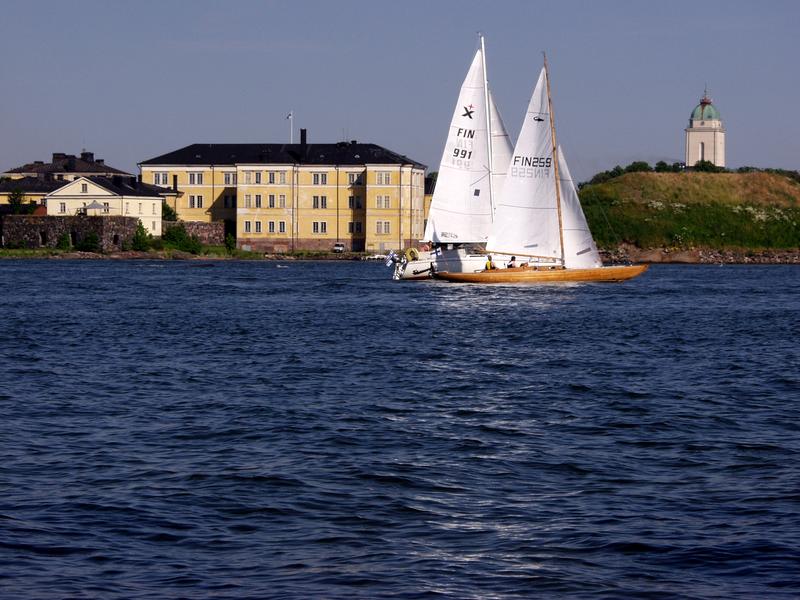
1 0 798 182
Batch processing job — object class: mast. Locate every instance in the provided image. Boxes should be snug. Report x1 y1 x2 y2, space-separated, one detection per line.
543 53 565 266
480 33 495 221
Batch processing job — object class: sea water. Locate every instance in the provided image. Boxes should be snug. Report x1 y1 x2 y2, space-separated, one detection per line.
0 260 798 598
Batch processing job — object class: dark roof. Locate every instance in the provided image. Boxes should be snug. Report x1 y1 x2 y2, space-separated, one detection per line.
140 142 426 169
0 175 171 198
5 152 130 176
85 176 168 198
0 176 66 194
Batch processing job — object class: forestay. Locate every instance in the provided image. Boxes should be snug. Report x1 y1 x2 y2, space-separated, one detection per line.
487 67 562 260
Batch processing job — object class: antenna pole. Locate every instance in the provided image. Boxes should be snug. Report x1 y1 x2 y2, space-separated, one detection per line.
288 111 294 143
543 52 565 266
480 33 495 221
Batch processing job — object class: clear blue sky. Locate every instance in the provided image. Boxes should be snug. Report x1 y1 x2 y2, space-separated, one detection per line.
1 0 797 181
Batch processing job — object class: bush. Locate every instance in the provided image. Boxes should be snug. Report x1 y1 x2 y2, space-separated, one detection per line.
225 233 236 253
163 223 202 254
75 232 100 253
56 233 71 251
162 202 178 221
131 222 151 251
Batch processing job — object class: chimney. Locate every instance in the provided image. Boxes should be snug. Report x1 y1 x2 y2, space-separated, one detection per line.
130 176 138 188
95 159 104 166
113 175 121 186
350 140 357 145
52 152 66 162
137 173 142 183
80 151 94 163
300 128 307 147
172 174 178 191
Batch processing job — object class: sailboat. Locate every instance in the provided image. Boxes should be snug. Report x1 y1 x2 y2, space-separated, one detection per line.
433 57 647 284
389 35 513 280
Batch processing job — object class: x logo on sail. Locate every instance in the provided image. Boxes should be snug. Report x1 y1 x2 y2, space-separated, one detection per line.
462 105 475 119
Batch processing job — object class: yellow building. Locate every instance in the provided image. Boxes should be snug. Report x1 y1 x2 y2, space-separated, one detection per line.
139 130 427 252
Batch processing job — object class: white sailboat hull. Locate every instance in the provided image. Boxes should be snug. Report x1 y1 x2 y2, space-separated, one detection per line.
392 248 513 280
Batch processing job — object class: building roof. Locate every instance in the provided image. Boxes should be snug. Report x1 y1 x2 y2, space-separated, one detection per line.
0 175 171 198
140 141 427 169
0 176 65 194
4 151 131 176
690 93 721 121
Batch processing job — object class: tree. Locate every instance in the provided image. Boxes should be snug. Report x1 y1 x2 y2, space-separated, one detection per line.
654 161 670 172
692 160 725 173
131 222 151 251
162 201 178 221
225 233 236 254
8 189 24 214
624 161 652 173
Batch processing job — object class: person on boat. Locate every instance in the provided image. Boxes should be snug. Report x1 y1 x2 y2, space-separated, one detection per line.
507 256 517 268
485 255 497 270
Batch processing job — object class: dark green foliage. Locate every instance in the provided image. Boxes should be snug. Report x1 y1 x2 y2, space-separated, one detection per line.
691 160 726 173
163 224 202 254
131 222 151 251
654 161 670 172
56 233 71 250
8 189 24 214
162 202 178 221
225 233 236 253
624 161 652 173
75 232 100 253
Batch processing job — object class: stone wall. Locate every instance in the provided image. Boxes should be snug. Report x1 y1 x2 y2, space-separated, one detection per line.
237 238 367 253
165 220 225 245
0 215 139 252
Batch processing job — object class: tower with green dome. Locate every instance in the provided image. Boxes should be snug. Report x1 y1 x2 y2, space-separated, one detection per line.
685 89 726 168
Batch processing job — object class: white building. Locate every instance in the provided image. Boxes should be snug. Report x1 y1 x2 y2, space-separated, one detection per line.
685 90 726 168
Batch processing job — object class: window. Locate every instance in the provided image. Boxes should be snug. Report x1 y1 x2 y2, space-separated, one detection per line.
103 202 110 214
245 194 251 208
348 172 363 185
152 221 156 230
125 202 129 213
279 221 286 233
348 196 355 209
377 171 391 185
255 221 262 233
355 221 362 233
279 194 286 208
312 221 328 234
377 220 390 234
188 172 203 185
268 194 275 208
268 221 275 233
255 194 262 208
59 202 66 214
138 203 143 214
152 204 156 215
279 171 286 184
224 172 236 185
244 171 252 184
313 195 327 209
348 221 355 233
312 172 327 185
154 172 168 186
244 221 251 233
196 195 203 208
190 195 196 208
81 183 88 193
268 171 275 184
255 172 262 184
376 195 390 209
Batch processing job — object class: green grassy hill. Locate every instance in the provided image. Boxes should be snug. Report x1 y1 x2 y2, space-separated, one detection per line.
579 172 800 250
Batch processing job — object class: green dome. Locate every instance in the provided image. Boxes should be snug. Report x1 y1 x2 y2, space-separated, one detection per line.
691 94 720 121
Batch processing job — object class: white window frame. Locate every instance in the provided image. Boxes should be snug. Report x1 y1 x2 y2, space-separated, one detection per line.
268 221 275 233
279 194 286 208
279 221 286 233
255 194 262 208
255 221 262 233
269 194 275 208
244 220 251 233
312 172 328 185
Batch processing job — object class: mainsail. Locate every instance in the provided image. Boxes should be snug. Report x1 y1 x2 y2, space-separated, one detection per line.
487 67 562 260
558 147 602 268
423 47 513 244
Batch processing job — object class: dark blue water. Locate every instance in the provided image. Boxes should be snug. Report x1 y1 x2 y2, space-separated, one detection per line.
1 260 798 599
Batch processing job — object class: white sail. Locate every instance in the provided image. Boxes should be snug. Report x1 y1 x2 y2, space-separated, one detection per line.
558 146 602 268
424 49 493 244
487 67 562 260
488 90 513 211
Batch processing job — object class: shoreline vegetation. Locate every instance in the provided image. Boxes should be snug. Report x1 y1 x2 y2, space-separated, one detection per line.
2 169 797 264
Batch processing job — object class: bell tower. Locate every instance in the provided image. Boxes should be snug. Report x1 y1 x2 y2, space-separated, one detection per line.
685 89 725 167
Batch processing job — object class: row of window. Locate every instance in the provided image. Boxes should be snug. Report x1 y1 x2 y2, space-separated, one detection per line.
153 170 393 187
240 221 372 235
58 201 156 215
244 220 288 234
243 194 288 209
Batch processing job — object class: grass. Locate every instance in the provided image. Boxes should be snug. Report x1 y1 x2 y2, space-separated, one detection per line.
580 171 800 250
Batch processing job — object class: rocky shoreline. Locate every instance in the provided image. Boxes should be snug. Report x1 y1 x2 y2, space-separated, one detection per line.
601 244 800 264
3 246 799 264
